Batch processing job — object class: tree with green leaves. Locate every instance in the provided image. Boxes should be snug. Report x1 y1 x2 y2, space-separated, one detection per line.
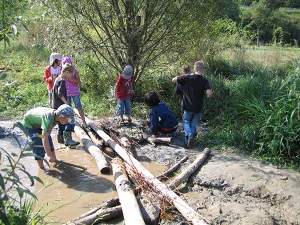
33 0 240 82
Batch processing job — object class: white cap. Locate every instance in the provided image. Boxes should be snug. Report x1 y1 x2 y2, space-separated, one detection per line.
49 53 63 65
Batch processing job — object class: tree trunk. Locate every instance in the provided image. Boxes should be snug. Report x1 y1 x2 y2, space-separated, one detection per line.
112 157 146 225
74 125 110 174
86 117 208 225
168 148 210 190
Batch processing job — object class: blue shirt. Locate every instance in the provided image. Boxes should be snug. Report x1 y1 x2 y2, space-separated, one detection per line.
149 103 178 135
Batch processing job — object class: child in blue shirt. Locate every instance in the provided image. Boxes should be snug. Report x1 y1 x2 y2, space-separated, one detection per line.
144 91 178 137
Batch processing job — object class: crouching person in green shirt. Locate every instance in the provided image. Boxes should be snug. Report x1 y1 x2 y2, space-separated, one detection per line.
23 104 76 170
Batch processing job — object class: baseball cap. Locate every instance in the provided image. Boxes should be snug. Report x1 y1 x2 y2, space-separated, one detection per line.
56 104 76 124
49 53 63 65
121 65 133 79
62 57 73 66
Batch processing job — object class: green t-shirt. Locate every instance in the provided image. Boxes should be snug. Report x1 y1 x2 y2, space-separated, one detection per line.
23 107 57 133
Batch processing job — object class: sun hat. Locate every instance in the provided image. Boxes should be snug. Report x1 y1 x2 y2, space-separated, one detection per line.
49 53 63 65
121 65 133 79
62 57 73 66
56 104 76 124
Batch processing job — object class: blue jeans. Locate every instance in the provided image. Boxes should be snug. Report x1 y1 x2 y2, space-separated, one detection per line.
182 111 201 144
67 95 83 108
116 98 131 115
58 122 75 135
26 127 54 160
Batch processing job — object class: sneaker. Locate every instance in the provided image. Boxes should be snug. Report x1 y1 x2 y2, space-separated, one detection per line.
187 136 195 149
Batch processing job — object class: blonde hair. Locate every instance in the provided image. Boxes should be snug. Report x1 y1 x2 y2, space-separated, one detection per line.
194 61 205 74
61 63 74 78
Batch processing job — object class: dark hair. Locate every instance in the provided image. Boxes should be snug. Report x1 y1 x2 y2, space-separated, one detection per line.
144 91 160 107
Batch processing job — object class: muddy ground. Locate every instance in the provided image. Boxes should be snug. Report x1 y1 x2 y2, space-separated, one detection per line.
1 116 300 225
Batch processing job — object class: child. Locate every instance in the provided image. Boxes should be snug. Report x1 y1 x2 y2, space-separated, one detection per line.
144 91 178 137
62 56 88 128
175 64 191 107
52 63 80 146
22 104 76 170
172 61 213 149
114 65 135 124
43 53 63 107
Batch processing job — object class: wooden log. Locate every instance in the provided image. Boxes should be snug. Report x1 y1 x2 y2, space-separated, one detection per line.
70 197 120 222
86 117 208 225
112 157 145 225
156 155 189 180
168 148 211 190
65 205 122 225
148 136 174 145
74 125 110 174
84 127 104 150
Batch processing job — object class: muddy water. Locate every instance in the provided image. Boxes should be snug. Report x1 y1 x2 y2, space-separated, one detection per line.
0 124 168 224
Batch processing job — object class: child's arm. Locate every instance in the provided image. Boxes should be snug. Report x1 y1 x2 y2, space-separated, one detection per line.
68 71 81 85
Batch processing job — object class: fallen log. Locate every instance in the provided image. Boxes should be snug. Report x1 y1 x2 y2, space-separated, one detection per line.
168 148 211 190
65 205 122 225
74 125 110 174
84 127 104 150
112 157 145 225
148 136 174 145
86 117 208 225
70 197 120 222
156 155 189 180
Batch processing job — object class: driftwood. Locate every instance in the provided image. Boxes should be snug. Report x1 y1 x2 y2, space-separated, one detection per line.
66 155 195 224
65 205 122 225
168 148 211 190
74 125 110 174
84 127 104 149
156 155 189 180
112 157 145 225
86 117 208 225
148 136 174 145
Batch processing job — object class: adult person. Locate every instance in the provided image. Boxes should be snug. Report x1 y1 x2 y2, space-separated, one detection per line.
22 104 76 170
43 53 63 107
172 61 213 149
52 63 80 146
62 56 88 128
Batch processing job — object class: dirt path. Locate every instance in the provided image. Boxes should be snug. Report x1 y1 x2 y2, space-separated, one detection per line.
1 118 300 224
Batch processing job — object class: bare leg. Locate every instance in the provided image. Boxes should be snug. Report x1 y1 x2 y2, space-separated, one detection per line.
37 160 45 169
77 108 88 127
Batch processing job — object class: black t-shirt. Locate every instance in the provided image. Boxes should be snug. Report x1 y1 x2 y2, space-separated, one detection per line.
52 76 67 109
177 74 211 113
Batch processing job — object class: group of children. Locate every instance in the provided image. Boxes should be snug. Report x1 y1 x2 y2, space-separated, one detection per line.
22 55 213 170
114 61 213 149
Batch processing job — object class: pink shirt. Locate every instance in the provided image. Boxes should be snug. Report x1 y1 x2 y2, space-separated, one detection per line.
66 69 80 97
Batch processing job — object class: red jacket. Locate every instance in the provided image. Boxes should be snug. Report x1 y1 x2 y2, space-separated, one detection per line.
43 65 61 90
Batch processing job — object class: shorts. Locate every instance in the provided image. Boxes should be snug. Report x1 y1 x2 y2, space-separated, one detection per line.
26 127 54 160
67 95 83 108
116 98 131 115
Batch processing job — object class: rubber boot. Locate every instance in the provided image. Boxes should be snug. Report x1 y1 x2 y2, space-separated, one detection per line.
57 134 64 144
63 131 80 147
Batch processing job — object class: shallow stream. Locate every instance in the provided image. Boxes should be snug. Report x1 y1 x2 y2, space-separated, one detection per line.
0 122 167 224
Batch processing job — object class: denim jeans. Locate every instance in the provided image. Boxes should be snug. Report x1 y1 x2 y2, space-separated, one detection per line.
116 98 131 115
67 95 83 108
182 111 201 143
57 122 75 135
26 127 54 160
